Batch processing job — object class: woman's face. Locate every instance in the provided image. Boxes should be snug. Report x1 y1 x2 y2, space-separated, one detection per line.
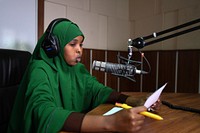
63 36 84 66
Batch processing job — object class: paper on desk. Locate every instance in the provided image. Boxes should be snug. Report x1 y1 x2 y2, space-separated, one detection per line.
103 83 167 116
144 83 167 108
103 107 123 116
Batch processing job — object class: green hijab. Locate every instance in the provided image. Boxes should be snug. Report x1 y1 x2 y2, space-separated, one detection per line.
8 19 113 133
32 19 84 69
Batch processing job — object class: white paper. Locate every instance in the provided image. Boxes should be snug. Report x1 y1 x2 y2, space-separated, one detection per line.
103 83 167 115
144 83 167 108
103 107 123 116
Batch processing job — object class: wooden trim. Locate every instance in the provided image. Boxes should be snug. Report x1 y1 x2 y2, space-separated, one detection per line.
91 50 105 84
158 51 176 92
82 49 91 71
38 0 44 39
177 50 199 93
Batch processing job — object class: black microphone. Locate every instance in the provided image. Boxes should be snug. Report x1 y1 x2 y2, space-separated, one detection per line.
92 60 148 76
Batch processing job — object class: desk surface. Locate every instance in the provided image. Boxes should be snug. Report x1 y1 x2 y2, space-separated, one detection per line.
88 92 200 133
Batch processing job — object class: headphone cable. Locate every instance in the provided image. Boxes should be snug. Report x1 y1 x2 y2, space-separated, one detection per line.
162 100 200 114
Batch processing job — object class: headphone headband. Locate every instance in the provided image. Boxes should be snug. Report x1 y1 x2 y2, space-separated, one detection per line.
46 18 71 34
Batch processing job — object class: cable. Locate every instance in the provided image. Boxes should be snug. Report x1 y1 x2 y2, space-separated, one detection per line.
162 100 200 114
138 50 151 74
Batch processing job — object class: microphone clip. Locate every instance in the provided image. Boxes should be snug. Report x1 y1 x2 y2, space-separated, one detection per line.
129 37 145 49
116 54 143 82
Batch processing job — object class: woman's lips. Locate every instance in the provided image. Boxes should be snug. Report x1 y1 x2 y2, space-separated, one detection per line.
76 56 81 62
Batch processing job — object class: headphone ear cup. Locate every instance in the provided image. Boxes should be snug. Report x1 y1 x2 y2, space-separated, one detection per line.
42 34 60 58
42 18 71 58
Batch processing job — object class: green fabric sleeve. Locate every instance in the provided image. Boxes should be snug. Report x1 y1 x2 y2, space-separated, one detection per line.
24 63 71 133
85 74 114 108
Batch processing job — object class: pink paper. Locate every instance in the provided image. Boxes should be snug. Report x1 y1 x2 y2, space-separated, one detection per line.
144 83 167 108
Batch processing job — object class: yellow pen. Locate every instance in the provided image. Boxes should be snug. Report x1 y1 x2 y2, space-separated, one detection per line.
115 103 163 120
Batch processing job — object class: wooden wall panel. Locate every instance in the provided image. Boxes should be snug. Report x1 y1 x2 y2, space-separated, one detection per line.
158 51 176 92
142 51 157 92
106 51 118 91
82 49 90 71
92 49 105 84
88 49 199 93
177 50 200 93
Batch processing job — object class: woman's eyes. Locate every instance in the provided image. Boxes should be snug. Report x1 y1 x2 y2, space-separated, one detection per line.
69 43 76 47
69 43 83 47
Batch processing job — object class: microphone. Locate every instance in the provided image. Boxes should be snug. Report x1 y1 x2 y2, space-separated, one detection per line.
92 60 148 77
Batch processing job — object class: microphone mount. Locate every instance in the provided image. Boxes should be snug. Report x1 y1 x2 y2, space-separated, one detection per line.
116 53 148 82
92 55 148 82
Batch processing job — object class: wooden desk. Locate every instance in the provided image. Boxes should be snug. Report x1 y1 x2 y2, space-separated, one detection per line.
61 93 200 133
88 92 200 133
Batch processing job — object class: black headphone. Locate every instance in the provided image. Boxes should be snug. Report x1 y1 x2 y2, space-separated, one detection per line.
42 18 71 58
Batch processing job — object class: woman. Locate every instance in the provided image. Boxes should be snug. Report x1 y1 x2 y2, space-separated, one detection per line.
8 18 160 133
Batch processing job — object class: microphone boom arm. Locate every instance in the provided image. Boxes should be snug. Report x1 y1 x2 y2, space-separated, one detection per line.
131 18 200 49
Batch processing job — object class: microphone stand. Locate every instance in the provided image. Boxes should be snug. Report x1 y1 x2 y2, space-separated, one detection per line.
107 18 200 81
127 18 200 112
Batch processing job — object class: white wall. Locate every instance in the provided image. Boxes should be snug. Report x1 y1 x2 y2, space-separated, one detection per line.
44 0 200 51
130 0 200 50
44 0 130 51
0 0 37 53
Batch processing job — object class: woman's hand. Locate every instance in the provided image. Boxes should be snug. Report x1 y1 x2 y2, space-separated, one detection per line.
125 96 146 107
148 98 162 112
125 95 162 112
109 106 146 132
81 106 146 132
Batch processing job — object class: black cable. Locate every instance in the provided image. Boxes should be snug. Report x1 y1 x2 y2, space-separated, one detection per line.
162 100 200 114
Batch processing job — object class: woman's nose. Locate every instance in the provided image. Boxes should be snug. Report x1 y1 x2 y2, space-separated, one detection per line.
76 45 81 53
